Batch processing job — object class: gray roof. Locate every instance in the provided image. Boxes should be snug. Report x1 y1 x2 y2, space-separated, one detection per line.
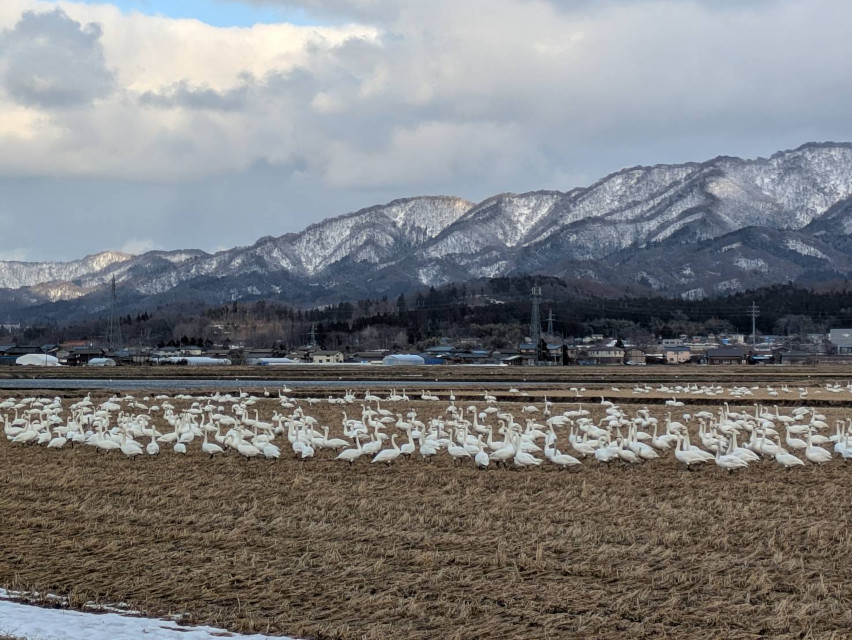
829 329 852 347
706 346 747 357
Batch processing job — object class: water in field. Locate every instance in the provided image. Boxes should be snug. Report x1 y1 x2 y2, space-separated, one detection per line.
0 379 540 391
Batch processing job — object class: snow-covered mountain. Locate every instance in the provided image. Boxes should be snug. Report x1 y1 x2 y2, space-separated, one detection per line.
0 251 131 291
3 142 852 319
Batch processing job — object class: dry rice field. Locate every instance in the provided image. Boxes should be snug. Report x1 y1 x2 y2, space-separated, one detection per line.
1 385 852 639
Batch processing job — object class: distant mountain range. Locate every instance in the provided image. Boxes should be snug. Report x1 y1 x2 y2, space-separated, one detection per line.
3 141 852 321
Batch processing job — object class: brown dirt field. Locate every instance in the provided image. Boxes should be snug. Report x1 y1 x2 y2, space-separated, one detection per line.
1 393 852 639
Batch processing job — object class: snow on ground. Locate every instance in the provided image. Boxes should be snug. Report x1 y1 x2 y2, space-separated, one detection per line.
0 591 289 640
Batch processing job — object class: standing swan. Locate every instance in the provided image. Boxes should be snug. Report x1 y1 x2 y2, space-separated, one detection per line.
372 434 401 466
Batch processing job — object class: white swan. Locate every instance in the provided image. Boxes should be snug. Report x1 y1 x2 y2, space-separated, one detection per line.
804 429 832 465
774 447 804 469
336 436 363 465
372 434 401 466
674 435 706 468
201 429 223 457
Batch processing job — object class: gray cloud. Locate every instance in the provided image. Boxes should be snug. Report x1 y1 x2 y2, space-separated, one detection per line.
139 81 251 112
0 8 114 108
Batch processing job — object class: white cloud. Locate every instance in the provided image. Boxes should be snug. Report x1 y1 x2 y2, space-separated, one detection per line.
0 247 29 261
119 238 160 255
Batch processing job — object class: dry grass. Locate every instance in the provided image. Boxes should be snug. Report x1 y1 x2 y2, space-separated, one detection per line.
0 391 851 639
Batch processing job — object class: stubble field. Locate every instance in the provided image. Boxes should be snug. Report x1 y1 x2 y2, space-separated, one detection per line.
1 384 851 639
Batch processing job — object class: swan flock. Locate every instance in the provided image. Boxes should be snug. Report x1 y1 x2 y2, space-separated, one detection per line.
2 386 851 471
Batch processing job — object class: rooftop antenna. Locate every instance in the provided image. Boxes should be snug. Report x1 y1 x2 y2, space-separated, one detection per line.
106 275 123 351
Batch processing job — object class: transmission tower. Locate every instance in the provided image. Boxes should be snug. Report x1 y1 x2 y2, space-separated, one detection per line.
546 309 555 337
309 323 318 347
530 286 542 362
748 301 760 348
106 275 123 351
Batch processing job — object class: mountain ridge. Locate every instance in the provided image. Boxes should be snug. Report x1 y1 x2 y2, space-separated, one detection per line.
3 142 852 321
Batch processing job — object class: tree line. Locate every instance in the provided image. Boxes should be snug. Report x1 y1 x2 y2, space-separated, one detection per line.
7 278 852 351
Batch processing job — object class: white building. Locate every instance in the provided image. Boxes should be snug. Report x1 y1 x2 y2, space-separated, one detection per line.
829 329 852 354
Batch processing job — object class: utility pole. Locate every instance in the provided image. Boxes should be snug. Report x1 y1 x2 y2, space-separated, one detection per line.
309 324 317 348
106 275 123 351
530 286 542 364
546 309 554 337
749 301 760 348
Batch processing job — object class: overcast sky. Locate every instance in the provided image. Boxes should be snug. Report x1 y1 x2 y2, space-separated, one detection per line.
0 0 851 261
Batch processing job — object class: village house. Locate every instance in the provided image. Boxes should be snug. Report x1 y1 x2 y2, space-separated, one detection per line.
544 343 576 366
664 345 692 364
771 349 813 365
705 346 748 365
346 351 387 364
623 347 646 365
310 350 344 364
64 346 105 366
586 345 625 365
518 342 540 366
0 345 15 366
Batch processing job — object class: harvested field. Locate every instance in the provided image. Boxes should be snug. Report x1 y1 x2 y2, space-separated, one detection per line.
1 363 852 386
1 389 852 639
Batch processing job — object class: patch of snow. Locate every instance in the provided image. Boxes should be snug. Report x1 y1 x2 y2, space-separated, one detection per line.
734 257 769 273
784 238 828 260
157 251 205 264
30 282 89 302
681 288 706 301
417 265 447 287
635 271 664 289
714 278 743 293
0 590 290 640
648 212 704 244
470 261 510 278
